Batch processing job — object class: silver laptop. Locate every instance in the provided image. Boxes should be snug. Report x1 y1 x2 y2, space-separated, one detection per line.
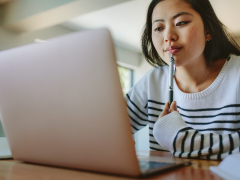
0 28 190 177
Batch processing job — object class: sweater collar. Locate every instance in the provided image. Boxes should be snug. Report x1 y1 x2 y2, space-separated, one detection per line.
174 55 231 100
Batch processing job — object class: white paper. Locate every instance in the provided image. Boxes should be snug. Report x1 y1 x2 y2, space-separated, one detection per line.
0 137 12 159
210 153 240 180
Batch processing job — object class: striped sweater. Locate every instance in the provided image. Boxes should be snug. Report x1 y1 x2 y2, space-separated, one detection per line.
125 54 240 160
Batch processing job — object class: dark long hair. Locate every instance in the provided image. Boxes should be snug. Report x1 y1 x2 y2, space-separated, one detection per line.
141 0 240 67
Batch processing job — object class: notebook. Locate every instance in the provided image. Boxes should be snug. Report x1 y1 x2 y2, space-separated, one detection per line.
210 153 240 180
0 28 191 177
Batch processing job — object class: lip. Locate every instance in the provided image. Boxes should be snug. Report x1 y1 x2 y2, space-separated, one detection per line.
165 46 182 55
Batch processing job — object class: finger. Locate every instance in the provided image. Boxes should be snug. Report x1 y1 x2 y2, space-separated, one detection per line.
158 102 169 119
170 101 177 113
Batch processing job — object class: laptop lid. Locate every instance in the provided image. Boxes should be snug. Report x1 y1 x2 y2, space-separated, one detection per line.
0 28 141 176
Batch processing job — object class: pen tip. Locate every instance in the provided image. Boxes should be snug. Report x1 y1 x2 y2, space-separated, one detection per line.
170 54 173 58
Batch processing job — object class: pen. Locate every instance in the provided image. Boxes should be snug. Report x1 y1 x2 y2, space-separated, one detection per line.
169 54 175 106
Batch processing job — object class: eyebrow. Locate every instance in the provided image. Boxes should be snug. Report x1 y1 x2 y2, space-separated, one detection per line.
152 12 193 24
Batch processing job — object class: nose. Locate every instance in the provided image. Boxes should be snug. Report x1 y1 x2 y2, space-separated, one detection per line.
164 28 178 43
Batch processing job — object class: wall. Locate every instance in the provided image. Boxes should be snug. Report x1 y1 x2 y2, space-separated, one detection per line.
1 0 132 32
0 25 75 51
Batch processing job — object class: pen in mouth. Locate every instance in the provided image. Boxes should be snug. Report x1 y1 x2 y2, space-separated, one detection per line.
169 54 175 106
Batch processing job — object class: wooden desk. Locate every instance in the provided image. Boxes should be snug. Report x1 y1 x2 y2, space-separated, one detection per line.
0 151 223 180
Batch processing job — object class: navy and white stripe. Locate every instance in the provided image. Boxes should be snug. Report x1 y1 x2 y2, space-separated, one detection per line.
167 124 240 160
148 100 240 133
126 97 240 158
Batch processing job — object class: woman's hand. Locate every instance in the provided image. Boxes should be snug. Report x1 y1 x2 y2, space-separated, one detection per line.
158 101 178 120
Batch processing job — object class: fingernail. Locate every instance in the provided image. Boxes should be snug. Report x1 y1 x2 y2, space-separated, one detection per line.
173 101 176 106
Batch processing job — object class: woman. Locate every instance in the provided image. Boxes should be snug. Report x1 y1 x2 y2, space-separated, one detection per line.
125 0 240 160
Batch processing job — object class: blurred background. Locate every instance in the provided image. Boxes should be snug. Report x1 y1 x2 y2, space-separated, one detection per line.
0 0 239 150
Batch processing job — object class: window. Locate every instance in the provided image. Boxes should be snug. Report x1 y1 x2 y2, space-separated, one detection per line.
118 66 133 94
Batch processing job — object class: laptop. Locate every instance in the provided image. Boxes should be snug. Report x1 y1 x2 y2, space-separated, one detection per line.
0 28 191 177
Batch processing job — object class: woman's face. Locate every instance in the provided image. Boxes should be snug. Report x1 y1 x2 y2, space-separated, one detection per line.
151 0 211 67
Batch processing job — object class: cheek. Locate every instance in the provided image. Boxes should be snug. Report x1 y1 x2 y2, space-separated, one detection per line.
151 33 170 64
184 26 206 51
152 34 164 55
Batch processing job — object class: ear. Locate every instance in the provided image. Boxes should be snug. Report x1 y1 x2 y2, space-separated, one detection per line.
206 31 212 42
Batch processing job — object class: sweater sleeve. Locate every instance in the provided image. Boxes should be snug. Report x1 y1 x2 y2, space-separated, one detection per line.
153 111 240 160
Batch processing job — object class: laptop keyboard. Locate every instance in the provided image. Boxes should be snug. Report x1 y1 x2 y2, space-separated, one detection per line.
139 161 176 171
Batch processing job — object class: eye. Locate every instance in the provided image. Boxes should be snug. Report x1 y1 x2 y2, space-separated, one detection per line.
154 27 164 32
176 21 189 26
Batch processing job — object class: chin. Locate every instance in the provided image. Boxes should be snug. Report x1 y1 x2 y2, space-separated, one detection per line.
174 60 184 68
